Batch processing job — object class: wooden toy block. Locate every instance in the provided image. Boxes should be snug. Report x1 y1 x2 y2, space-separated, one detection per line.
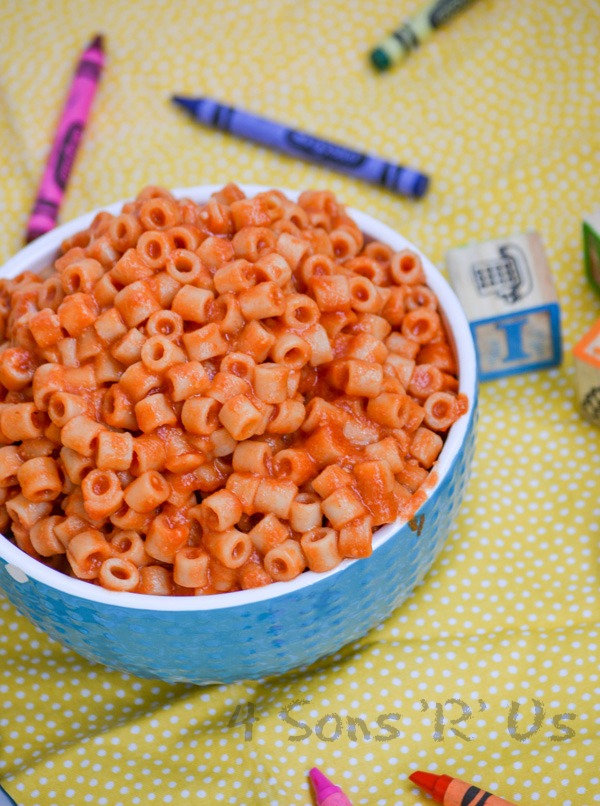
583 209 600 297
445 231 562 381
573 318 600 426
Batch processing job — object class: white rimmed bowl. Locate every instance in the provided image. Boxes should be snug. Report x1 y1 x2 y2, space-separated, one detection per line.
0 185 478 684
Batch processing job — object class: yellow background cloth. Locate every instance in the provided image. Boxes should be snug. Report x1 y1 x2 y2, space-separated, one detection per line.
0 0 599 804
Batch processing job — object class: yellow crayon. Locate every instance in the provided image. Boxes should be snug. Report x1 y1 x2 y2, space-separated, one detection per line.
370 0 479 71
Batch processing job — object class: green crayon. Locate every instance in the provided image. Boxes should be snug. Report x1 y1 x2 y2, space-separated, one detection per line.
370 0 479 71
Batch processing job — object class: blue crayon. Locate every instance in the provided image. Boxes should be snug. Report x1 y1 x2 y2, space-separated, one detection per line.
172 95 429 200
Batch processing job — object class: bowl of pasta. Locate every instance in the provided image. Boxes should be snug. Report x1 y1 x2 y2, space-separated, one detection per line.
0 184 477 684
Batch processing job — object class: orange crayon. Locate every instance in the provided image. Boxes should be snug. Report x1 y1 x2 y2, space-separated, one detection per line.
409 771 517 806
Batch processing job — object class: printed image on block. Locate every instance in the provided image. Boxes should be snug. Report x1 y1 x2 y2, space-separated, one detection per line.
583 212 600 296
581 386 600 424
470 242 532 305
474 310 556 377
446 232 562 380
573 318 600 426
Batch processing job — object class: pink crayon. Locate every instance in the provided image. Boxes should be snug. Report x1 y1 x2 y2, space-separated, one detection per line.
309 767 353 806
25 34 105 243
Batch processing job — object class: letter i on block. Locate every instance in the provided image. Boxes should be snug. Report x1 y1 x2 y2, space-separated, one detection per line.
573 319 600 426
583 210 600 297
445 231 562 381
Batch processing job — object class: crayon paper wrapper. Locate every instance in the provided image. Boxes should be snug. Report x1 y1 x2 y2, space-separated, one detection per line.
0 1 599 804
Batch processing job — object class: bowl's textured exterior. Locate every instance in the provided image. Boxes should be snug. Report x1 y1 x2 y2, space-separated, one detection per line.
0 186 478 685
0 416 475 684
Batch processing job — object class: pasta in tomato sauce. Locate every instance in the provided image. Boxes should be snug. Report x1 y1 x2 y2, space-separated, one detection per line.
0 185 468 595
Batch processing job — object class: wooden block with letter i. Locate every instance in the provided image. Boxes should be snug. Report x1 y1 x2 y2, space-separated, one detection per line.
445 231 562 381
573 319 600 426
583 209 600 297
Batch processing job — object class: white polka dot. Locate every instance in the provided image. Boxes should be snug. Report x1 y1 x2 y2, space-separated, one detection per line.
4 565 29 584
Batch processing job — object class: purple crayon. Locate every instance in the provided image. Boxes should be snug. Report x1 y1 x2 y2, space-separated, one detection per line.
25 34 105 243
172 95 430 200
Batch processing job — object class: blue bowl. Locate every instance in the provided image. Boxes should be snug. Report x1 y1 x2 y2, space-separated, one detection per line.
0 186 478 685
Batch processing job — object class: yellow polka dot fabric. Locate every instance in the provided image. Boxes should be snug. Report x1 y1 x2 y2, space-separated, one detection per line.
0 1 599 804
